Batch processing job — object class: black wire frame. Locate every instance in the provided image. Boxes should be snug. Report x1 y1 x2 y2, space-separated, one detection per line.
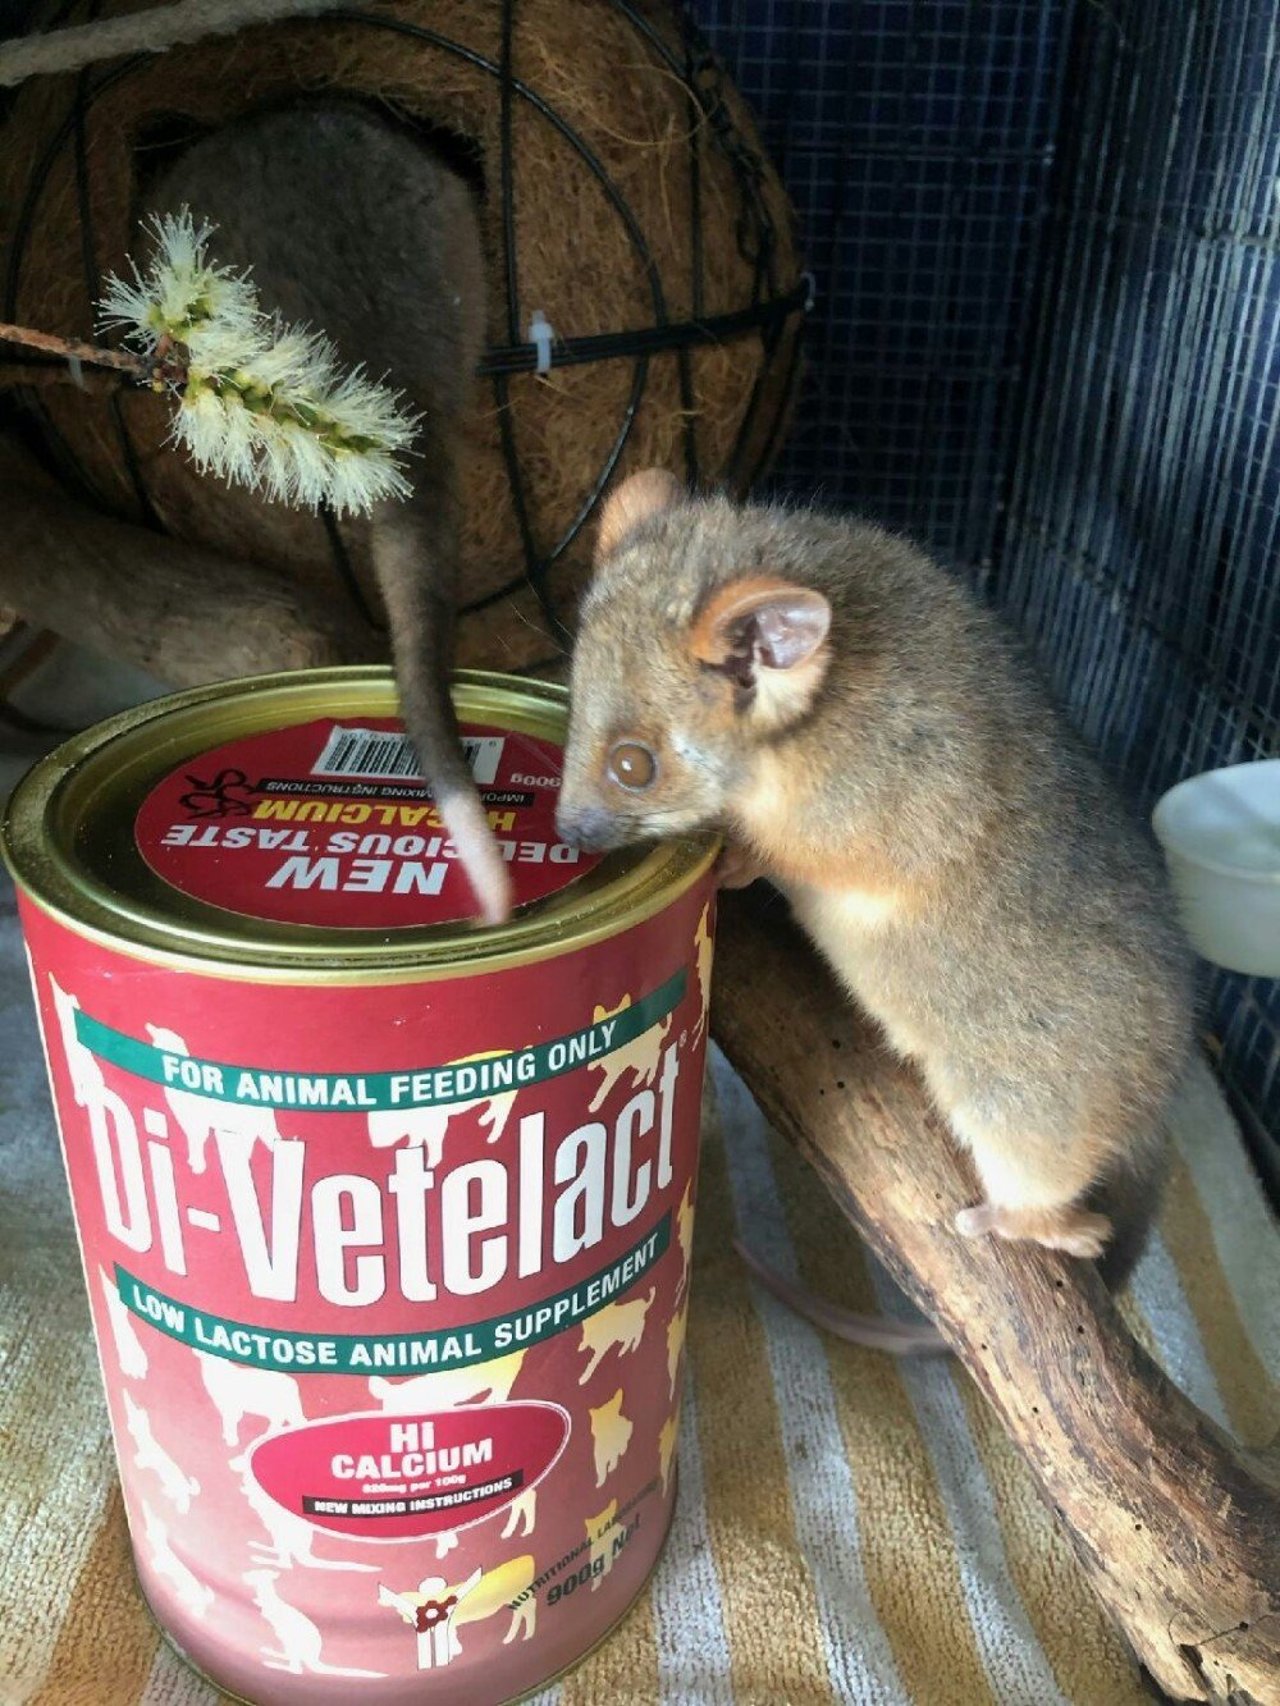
1 1 806 661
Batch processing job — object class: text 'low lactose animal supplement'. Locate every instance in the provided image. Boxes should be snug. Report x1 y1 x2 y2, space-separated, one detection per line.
3 668 716 1705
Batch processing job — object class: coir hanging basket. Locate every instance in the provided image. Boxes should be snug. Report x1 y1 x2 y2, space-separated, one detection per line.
0 0 805 672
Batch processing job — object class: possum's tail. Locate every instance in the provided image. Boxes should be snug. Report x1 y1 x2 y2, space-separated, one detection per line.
733 1239 948 1357
370 507 512 927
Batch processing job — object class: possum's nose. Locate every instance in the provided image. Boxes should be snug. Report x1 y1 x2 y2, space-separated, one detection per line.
556 803 619 852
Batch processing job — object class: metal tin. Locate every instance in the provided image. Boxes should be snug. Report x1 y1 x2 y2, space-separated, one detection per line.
4 668 716 1706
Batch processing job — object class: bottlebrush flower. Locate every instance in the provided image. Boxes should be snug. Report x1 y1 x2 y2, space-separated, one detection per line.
98 209 418 516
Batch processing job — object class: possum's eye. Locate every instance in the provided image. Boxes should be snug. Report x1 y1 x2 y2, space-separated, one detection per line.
607 741 657 791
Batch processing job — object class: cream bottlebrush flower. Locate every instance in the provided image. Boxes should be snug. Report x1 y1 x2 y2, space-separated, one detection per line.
99 209 258 351
98 209 418 516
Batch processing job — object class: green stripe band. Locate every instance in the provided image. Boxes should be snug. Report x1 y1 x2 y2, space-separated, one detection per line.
114 1216 668 1375
76 970 684 1113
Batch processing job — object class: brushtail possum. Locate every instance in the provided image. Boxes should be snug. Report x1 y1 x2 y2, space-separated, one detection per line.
143 102 509 923
557 469 1194 1329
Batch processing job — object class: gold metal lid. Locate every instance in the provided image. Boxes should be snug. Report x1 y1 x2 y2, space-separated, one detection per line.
0 667 716 983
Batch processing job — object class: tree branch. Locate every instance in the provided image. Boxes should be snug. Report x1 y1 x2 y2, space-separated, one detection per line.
0 437 367 683
0 321 154 381
709 887 1280 1705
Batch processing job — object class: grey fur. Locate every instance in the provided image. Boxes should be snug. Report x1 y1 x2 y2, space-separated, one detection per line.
560 489 1196 1284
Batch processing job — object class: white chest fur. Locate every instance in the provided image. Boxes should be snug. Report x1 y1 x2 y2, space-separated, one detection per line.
782 881 933 1063
786 880 899 941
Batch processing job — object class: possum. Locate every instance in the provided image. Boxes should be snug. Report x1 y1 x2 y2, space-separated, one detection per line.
554 469 1195 1348
144 101 509 922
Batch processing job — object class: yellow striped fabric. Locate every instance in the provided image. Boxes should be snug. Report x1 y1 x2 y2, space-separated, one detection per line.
2 929 1276 1706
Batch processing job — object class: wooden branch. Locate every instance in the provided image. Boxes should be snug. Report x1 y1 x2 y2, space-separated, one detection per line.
709 887 1280 1706
0 437 368 685
0 321 153 380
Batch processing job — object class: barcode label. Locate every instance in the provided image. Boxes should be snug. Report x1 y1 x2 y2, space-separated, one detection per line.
312 727 505 786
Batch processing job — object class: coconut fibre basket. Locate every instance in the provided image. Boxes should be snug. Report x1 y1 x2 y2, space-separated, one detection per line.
0 0 806 675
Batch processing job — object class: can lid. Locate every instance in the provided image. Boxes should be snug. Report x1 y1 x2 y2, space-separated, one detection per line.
1 668 716 982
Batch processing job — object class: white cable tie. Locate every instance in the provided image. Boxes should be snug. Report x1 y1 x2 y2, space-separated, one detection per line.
528 310 555 376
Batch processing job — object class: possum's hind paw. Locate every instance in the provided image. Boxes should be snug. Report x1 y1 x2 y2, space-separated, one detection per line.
955 1201 1111 1261
954 1203 999 1239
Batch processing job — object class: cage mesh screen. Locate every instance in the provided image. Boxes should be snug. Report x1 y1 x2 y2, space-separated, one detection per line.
691 0 1279 1186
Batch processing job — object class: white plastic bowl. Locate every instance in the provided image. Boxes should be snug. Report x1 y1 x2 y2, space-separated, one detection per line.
1152 758 1280 977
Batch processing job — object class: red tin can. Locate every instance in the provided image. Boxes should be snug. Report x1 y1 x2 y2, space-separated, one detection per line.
2 668 716 1704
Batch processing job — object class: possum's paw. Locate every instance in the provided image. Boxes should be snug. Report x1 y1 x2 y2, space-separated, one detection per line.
714 842 764 890
955 1201 1111 1261
954 1204 999 1240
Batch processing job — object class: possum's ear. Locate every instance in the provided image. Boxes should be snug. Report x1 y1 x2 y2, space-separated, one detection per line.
690 577 831 723
691 578 830 675
596 468 683 560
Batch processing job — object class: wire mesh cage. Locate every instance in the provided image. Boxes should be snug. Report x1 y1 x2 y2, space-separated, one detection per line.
692 0 1279 1194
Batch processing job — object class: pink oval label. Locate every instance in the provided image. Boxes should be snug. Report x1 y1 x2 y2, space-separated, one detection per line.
248 1400 570 1543
133 717 599 926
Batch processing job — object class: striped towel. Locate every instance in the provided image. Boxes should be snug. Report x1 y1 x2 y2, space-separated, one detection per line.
1 883 1276 1704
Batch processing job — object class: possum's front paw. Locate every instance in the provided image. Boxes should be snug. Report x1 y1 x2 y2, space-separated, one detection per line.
714 842 765 890
955 1201 1111 1261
